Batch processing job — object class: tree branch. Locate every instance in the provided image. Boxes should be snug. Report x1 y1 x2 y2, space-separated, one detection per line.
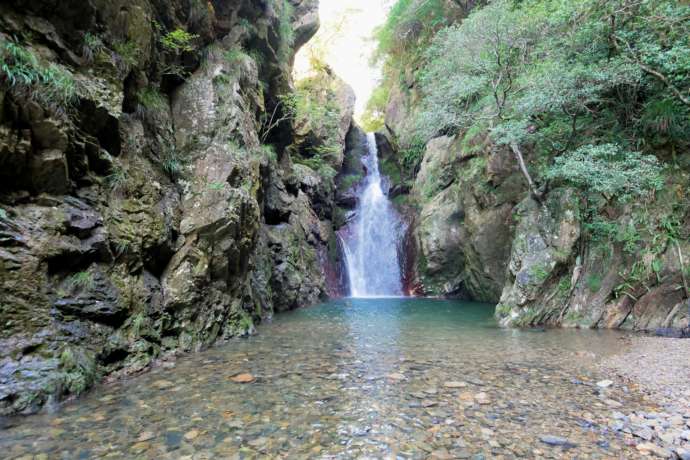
510 142 542 202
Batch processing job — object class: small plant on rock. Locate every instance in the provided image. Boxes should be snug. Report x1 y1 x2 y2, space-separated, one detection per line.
160 28 199 53
106 165 128 193
161 146 182 179
82 33 105 63
0 40 78 114
68 271 94 290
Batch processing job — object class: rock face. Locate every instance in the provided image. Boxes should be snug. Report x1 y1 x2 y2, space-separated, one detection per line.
411 133 523 301
0 0 354 415
396 110 689 331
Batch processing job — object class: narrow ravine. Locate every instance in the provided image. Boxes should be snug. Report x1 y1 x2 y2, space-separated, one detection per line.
341 133 406 297
1 0 689 458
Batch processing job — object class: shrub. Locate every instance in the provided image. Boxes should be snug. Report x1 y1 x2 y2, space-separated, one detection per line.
547 144 664 201
160 28 198 53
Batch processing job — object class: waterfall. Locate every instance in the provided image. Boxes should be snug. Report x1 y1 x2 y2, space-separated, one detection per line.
342 133 405 297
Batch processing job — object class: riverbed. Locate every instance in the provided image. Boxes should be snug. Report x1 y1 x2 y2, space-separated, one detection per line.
0 298 657 458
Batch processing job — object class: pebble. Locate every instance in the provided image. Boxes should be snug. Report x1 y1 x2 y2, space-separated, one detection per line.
184 429 200 441
443 381 467 389
633 426 654 441
539 435 577 448
596 379 613 388
136 431 155 442
230 373 255 383
475 392 490 405
676 447 690 460
636 442 672 457
458 392 474 402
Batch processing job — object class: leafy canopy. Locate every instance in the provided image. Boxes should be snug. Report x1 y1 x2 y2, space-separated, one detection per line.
547 144 663 200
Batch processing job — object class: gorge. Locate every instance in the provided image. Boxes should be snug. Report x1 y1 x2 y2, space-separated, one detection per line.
1 0 690 458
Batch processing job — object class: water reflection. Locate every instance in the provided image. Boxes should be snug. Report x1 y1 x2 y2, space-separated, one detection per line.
0 298 648 459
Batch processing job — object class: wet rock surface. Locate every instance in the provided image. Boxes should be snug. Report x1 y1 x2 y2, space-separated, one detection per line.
0 299 672 459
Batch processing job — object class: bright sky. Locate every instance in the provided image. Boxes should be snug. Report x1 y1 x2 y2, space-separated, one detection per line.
294 0 389 117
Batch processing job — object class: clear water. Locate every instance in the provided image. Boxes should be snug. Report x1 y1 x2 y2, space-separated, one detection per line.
342 134 405 297
0 298 648 459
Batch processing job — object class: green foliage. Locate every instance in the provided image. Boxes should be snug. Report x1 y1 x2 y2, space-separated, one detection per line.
224 46 250 64
586 273 602 293
106 165 128 192
264 69 343 179
339 173 363 192
0 40 77 114
584 217 619 243
360 80 390 132
408 0 688 188
547 144 663 201
276 0 295 60
557 276 571 295
639 97 690 148
160 28 198 53
531 264 550 283
113 41 140 73
137 87 167 111
68 271 94 290
259 144 278 162
162 146 182 179
373 0 451 64
0 208 7 220
399 139 426 172
616 222 642 255
82 33 105 63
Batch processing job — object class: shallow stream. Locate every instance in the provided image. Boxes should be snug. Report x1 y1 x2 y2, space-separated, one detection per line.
1 299 651 459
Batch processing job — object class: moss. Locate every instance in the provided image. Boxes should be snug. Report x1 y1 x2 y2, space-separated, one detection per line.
529 263 551 284
586 273 603 292
495 302 512 317
512 306 544 327
136 87 167 111
338 173 363 192
557 276 572 295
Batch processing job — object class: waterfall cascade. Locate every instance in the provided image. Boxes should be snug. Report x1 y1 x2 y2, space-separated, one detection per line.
341 133 405 297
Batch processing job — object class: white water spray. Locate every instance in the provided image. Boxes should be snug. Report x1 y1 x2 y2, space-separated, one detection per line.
342 133 405 297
